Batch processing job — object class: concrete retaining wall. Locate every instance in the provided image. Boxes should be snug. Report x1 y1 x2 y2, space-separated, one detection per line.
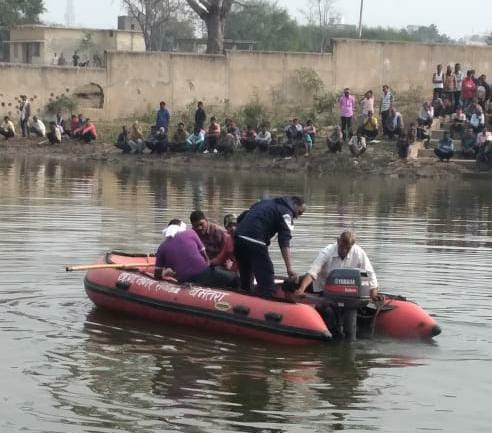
2 39 492 121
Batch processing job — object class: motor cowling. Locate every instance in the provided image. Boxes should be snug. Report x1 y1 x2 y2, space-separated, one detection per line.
323 268 371 309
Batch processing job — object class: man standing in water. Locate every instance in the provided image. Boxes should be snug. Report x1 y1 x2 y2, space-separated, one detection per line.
234 196 305 299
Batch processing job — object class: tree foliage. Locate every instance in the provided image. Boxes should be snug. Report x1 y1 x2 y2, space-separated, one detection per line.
185 0 234 54
121 0 194 51
223 0 453 53
0 0 45 59
226 1 300 51
0 0 45 27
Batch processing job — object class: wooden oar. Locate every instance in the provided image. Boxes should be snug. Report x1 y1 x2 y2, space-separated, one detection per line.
65 263 156 272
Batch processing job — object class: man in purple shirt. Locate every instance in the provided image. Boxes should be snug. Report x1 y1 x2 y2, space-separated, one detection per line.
155 219 237 288
339 88 356 141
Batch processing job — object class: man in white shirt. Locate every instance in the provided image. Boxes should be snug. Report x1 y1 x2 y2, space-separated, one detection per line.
296 231 378 298
30 116 46 137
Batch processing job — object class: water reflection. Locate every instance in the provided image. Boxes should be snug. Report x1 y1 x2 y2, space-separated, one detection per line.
65 308 422 433
0 156 491 433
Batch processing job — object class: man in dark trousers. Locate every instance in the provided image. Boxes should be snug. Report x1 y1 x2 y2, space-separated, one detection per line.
195 101 206 130
234 196 305 298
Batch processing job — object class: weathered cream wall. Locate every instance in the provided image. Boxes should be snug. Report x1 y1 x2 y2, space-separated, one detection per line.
0 63 106 120
4 39 492 122
227 50 334 107
104 50 334 118
332 39 492 93
104 51 229 119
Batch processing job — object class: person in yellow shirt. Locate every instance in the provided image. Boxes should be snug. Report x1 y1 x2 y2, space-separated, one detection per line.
359 111 379 140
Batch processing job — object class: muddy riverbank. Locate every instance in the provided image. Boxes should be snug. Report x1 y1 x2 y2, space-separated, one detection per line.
0 136 483 179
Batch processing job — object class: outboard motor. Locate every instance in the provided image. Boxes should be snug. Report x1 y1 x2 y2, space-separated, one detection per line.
323 268 371 340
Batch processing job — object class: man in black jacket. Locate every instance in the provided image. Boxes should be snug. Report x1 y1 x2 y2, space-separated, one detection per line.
234 196 305 298
195 101 206 130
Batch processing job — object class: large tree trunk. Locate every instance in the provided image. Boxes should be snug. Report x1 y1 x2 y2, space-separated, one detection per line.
205 12 225 54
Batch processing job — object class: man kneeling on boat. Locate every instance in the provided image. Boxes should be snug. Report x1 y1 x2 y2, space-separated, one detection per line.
154 219 238 289
295 231 378 340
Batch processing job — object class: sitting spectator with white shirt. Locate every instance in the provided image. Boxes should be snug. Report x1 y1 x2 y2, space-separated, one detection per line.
469 104 485 133
348 130 367 157
255 125 272 152
0 116 16 140
30 116 46 137
47 121 62 144
417 102 434 128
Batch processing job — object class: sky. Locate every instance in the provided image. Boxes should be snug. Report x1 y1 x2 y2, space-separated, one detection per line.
42 0 492 39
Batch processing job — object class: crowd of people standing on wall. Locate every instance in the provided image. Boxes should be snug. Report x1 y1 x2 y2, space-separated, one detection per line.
49 51 103 68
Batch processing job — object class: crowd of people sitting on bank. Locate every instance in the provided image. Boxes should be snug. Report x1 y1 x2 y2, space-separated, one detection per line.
4 67 492 167
114 101 319 157
0 95 98 145
426 63 492 164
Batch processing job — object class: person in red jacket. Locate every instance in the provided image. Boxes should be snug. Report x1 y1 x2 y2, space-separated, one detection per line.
79 119 97 143
462 70 477 111
212 214 238 272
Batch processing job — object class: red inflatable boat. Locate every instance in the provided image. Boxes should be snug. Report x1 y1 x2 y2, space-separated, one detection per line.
83 252 441 344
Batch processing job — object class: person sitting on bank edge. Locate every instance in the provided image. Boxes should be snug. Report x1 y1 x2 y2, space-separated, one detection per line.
349 131 366 157
327 126 343 153
186 127 205 152
450 108 467 139
30 115 46 137
47 121 62 144
241 125 257 152
146 126 168 154
115 126 130 153
204 116 220 153
73 118 97 143
170 122 188 152
461 127 478 159
0 116 15 140
255 125 272 152
285 118 303 144
234 196 305 299
434 131 454 162
385 107 404 139
155 219 237 288
190 210 228 266
359 111 378 140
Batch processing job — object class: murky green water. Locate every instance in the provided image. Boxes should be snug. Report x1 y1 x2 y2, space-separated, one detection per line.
0 156 491 432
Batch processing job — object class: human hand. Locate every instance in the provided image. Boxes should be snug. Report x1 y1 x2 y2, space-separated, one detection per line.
287 268 298 280
163 268 176 277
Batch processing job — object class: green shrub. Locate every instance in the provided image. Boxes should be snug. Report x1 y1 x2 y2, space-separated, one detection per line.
45 95 78 115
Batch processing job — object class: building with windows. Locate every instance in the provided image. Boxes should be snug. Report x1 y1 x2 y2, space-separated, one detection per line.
5 21 145 66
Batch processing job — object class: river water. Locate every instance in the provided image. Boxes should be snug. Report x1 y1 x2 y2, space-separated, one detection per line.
0 156 491 433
